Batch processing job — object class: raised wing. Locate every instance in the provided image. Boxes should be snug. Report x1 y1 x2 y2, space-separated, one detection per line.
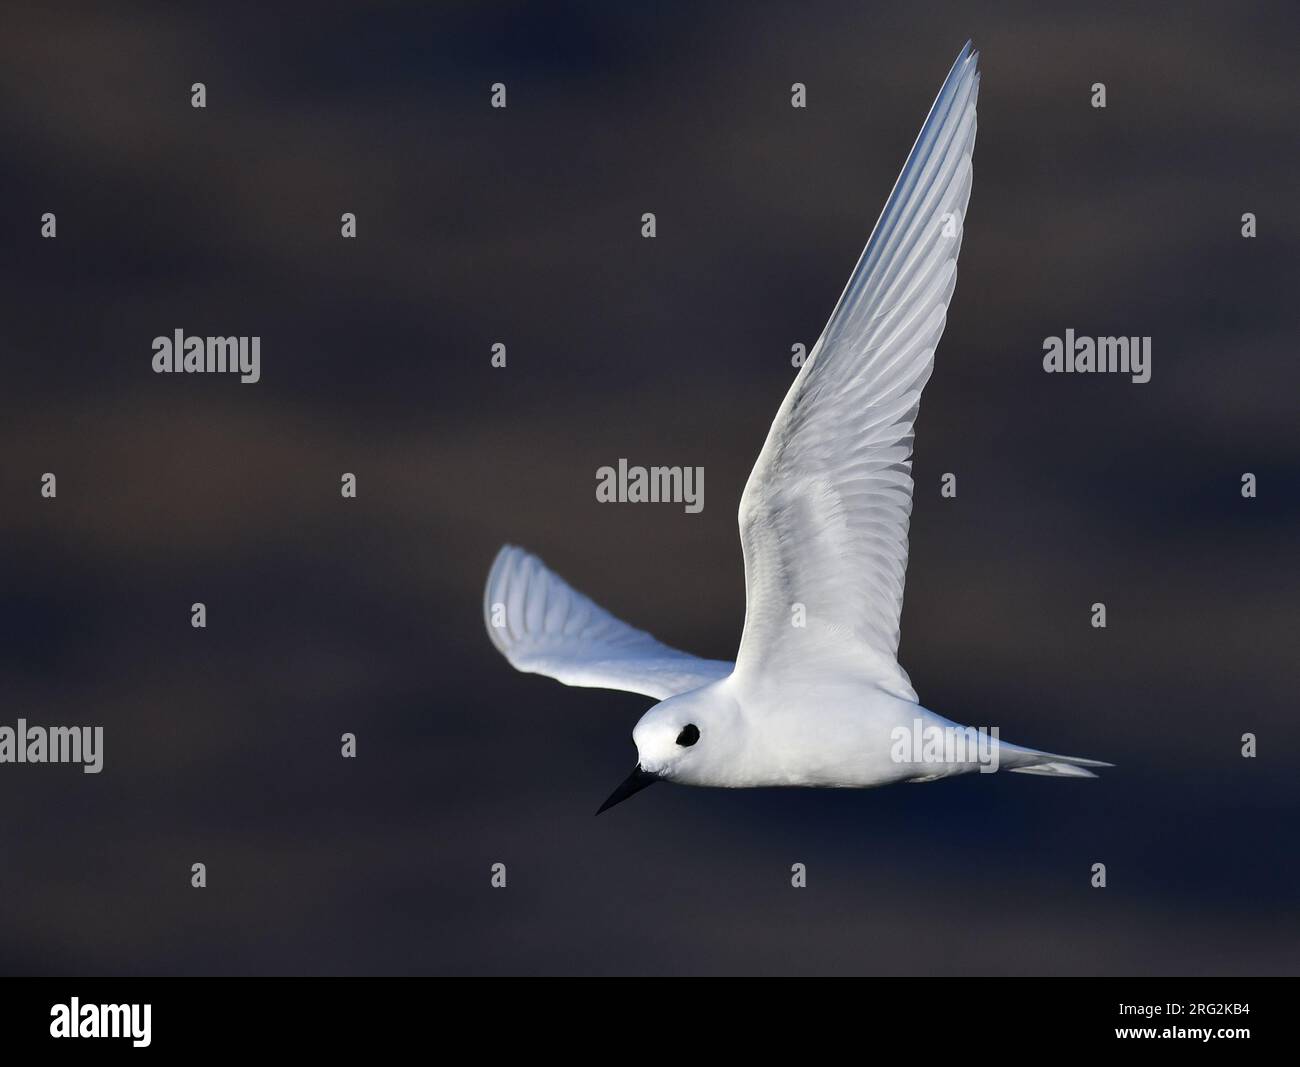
734 43 980 701
483 545 734 700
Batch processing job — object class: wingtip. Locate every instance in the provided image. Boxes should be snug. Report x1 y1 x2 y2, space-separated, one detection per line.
943 40 980 88
486 543 519 591
484 543 526 652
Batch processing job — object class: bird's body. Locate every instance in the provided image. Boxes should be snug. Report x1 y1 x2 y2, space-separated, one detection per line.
483 43 1110 810
626 670 1104 790
636 678 954 789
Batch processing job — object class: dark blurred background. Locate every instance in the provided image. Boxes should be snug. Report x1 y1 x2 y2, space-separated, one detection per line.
0 1 1296 975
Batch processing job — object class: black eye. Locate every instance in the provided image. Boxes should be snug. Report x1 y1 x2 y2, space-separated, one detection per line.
675 724 700 747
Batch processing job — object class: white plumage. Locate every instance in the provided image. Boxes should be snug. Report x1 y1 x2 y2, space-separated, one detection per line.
484 544 731 701
483 44 1110 808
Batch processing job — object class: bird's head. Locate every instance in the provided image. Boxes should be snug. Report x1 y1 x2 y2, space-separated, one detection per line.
596 685 736 814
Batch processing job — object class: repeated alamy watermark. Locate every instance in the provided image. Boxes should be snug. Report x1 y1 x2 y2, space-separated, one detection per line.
152 328 261 383
596 459 703 513
890 719 1000 773
1043 329 1151 383
0 719 103 773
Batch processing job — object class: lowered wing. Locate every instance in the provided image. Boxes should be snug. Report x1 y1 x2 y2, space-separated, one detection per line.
484 545 734 701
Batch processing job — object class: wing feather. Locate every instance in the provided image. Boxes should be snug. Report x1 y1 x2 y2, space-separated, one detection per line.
483 545 733 701
734 43 981 701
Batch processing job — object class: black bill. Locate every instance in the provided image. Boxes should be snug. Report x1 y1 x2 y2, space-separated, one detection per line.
595 764 660 815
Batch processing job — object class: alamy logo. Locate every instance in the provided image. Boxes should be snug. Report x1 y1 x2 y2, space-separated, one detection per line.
0 719 103 773
152 328 261 383
890 719 1001 773
50 998 151 1047
595 459 704 513
1042 329 1151 383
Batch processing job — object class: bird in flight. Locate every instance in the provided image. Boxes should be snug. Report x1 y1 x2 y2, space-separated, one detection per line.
483 43 1110 813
